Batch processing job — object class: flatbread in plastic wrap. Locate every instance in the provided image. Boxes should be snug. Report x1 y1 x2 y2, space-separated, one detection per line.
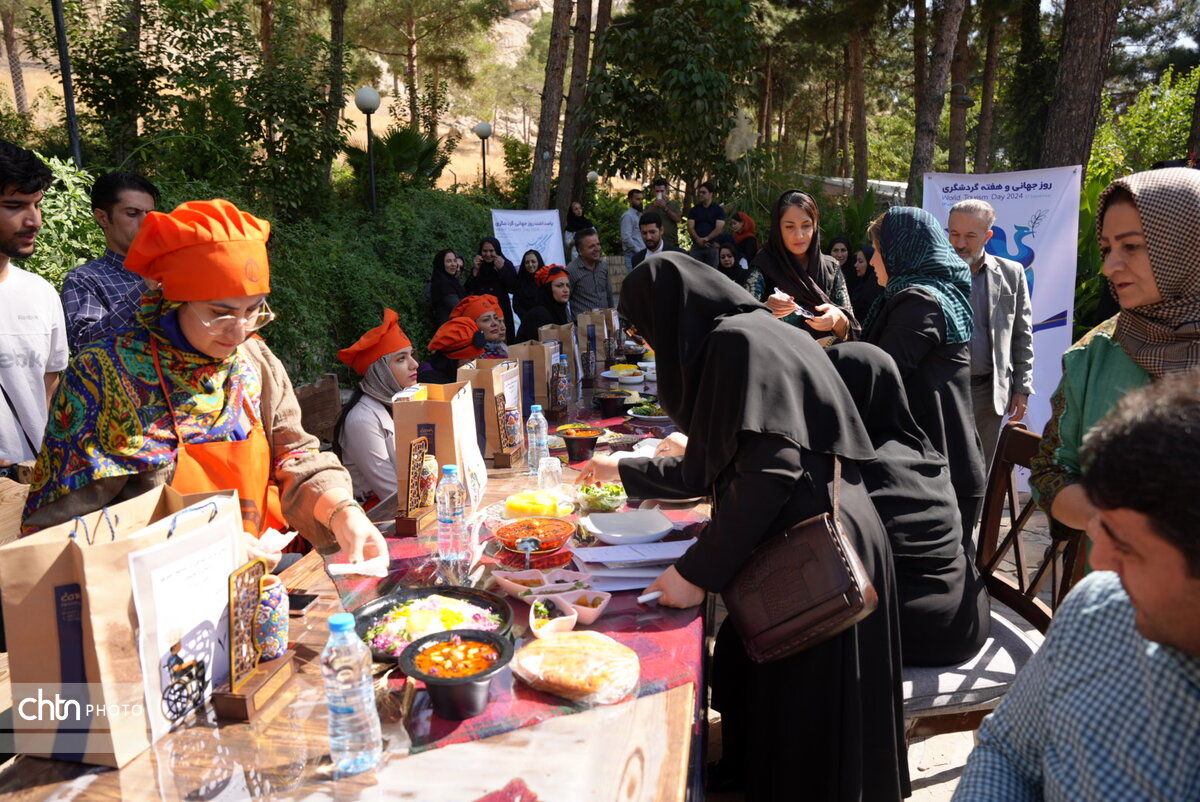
511 631 640 705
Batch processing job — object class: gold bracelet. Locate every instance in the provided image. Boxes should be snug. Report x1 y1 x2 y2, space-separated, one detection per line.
323 498 363 531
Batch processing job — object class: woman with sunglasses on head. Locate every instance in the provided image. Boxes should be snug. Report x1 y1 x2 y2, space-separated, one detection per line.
22 200 387 572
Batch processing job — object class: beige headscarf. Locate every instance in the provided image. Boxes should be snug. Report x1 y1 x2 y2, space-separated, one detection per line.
1097 167 1200 377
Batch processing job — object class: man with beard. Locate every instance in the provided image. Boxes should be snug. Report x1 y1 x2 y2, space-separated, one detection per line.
947 198 1034 472
0 141 65 468
955 373 1200 801
619 188 645 272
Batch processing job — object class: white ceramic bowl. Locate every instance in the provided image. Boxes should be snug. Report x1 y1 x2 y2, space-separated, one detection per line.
637 361 655 371
528 595 577 637
556 589 612 625
617 371 645 384
587 510 674 545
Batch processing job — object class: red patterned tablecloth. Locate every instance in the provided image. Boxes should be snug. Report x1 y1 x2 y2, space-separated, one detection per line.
326 509 707 753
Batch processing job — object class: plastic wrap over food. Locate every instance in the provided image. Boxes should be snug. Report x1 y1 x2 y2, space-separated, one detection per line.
511 630 640 706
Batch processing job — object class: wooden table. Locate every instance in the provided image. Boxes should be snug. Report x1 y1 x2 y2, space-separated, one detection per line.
0 393 704 801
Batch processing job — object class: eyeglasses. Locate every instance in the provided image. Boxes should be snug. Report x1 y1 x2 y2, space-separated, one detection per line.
186 301 276 333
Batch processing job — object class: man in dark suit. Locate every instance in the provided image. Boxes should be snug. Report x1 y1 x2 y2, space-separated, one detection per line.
632 211 685 267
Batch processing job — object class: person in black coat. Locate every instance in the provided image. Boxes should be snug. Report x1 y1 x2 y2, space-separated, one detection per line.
863 207 986 553
514 264 572 342
827 341 991 666
631 211 684 267
513 249 544 320
850 243 884 322
429 248 464 328
466 237 518 343
578 254 909 802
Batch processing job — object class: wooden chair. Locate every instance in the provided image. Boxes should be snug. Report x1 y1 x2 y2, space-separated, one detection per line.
902 422 1087 739
293 374 342 448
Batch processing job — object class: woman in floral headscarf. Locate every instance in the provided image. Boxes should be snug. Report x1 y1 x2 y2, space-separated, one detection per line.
1032 168 1200 532
864 206 985 554
23 200 386 570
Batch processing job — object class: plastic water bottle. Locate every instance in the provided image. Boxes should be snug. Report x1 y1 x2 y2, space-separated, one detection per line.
526 405 549 475
321 613 382 776
436 465 468 564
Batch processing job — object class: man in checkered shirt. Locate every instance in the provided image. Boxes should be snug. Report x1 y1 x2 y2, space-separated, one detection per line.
60 172 158 351
954 372 1200 801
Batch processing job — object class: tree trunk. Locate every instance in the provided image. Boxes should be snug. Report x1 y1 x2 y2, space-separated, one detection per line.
2 9 27 116
1009 0 1049 170
529 0 573 209
947 0 972 173
831 78 841 171
111 0 142 163
974 10 1000 173
839 45 851 178
762 48 774 147
905 0 966 204
322 0 347 182
1039 0 1121 172
913 0 927 119
849 27 868 200
758 48 772 138
260 0 274 59
554 0 593 212
564 0 612 213
801 121 810 172
405 17 419 128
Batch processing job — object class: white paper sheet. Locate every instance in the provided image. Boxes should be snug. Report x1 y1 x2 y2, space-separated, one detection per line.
574 539 696 565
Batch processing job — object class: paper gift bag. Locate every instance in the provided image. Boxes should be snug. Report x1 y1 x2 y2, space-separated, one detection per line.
0 487 241 768
506 340 558 417
576 309 620 361
393 381 489 508
458 359 523 461
538 322 583 388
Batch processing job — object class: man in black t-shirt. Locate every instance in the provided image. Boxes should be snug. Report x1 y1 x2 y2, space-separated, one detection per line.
686 181 726 268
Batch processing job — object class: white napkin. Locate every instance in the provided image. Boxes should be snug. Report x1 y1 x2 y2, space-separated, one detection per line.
258 527 298 553
327 555 390 578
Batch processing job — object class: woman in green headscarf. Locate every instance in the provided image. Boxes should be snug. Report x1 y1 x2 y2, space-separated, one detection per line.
863 206 985 557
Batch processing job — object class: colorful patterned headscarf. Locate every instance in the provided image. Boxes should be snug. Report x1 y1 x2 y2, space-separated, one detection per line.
25 290 261 519
1098 167 1200 377
863 207 973 345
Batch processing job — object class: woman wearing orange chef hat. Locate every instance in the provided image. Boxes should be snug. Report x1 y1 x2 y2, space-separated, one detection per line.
23 200 387 570
450 294 508 357
332 309 419 502
515 265 572 342
418 316 486 384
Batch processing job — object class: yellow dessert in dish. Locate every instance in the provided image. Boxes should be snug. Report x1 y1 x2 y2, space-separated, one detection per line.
504 490 572 518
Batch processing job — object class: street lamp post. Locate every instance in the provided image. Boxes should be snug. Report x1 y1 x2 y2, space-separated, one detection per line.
586 171 600 183
473 121 493 191
49 0 82 168
354 87 381 215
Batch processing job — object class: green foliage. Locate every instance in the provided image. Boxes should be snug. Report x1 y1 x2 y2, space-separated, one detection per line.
1088 66 1200 181
23 155 104 289
344 127 454 198
587 0 756 188
500 135 533 207
261 187 495 382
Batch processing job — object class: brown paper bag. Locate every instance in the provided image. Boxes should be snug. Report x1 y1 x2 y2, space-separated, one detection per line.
538 322 582 388
0 487 240 768
576 309 620 361
458 359 523 461
506 340 558 417
393 381 489 507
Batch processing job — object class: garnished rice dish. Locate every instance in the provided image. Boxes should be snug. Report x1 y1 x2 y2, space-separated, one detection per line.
364 595 503 656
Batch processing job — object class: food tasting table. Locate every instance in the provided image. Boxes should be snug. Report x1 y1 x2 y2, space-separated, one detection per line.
0 378 712 801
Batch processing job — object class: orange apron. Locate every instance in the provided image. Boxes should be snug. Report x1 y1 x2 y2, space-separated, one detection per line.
152 339 286 536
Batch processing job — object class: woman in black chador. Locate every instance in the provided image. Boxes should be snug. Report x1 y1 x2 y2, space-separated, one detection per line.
579 253 909 801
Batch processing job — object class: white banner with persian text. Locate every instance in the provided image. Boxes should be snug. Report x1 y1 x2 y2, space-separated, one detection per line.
491 209 566 269
923 166 1081 447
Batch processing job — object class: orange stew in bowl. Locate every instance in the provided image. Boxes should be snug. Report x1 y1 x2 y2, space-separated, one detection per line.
495 517 575 550
561 427 602 438
414 637 499 678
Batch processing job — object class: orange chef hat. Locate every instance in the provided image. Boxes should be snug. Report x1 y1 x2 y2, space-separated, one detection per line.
337 308 412 375
428 317 485 360
125 199 272 302
450 294 503 322
535 264 569 286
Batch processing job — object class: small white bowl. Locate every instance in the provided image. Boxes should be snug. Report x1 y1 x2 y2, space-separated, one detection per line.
528 596 577 637
617 371 645 384
588 510 674 545
557 589 612 625
637 361 655 371
492 569 549 598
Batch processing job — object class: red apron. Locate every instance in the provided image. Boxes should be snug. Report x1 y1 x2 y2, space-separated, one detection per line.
152 339 286 536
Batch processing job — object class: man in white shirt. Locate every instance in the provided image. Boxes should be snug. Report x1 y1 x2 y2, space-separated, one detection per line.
619 189 644 272
0 141 67 468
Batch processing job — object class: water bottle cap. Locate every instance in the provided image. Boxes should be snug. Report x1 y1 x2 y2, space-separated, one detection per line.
329 612 354 632
442 464 459 475
531 404 542 412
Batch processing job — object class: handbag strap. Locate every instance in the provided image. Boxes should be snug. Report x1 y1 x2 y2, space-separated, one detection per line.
830 454 841 523
0 378 38 458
